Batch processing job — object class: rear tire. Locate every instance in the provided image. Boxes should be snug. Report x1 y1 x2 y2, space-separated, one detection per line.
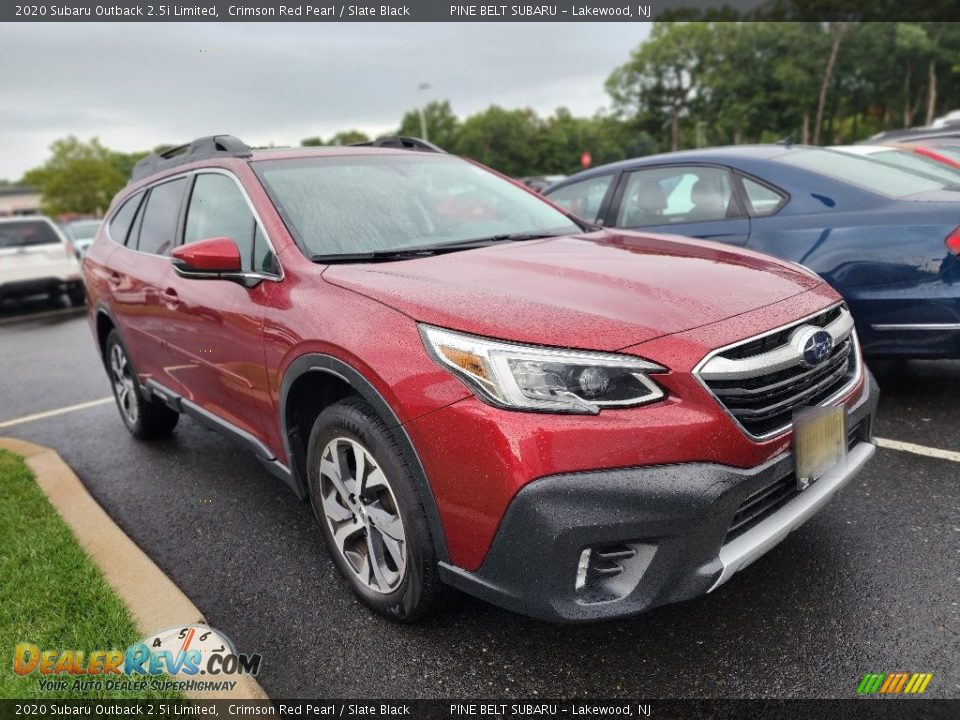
307 397 444 622
105 330 179 439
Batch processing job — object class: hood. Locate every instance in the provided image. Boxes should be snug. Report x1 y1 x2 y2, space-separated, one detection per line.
322 231 823 351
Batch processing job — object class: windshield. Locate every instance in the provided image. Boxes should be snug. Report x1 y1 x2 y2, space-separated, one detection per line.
867 150 960 183
65 221 101 241
253 154 582 258
0 220 61 249
777 148 956 197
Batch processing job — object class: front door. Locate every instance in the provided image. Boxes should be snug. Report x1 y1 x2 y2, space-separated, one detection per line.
161 172 279 446
607 165 751 245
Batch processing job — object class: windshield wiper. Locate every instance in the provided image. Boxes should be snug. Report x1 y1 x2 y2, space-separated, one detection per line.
311 233 563 264
427 231 564 249
311 248 442 264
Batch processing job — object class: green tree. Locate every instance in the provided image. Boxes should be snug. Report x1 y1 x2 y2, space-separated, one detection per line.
397 100 460 150
328 130 371 145
607 22 717 151
300 130 370 146
21 137 127 216
454 106 541 176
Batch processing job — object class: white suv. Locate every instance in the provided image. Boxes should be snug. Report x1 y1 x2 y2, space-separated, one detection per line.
0 217 84 305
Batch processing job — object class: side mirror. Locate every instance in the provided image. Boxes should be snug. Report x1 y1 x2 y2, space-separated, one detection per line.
171 237 243 279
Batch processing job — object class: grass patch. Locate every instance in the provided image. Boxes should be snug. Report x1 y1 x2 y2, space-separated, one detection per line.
0 449 180 699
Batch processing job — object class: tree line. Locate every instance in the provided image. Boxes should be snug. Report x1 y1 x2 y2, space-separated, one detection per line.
15 21 960 216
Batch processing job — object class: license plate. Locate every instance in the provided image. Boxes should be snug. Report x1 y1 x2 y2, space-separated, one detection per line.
793 405 847 491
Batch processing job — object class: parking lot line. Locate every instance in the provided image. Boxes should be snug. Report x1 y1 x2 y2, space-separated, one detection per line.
875 437 960 464
0 397 113 430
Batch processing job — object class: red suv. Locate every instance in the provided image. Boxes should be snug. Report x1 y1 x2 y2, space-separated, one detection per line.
84 135 878 622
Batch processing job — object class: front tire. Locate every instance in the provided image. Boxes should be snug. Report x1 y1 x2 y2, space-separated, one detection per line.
105 330 179 439
307 397 444 622
68 285 86 306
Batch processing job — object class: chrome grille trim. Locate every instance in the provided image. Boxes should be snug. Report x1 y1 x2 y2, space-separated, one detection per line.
698 307 854 381
693 303 862 440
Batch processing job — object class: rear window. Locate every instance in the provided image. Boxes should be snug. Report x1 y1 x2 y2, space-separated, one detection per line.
0 220 61 249
776 148 951 197
108 193 143 244
134 179 187 255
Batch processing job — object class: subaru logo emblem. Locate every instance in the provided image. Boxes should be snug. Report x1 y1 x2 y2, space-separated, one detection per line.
796 328 833 367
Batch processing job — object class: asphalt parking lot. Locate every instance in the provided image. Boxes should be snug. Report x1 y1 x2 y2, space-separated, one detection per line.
1 306 958 699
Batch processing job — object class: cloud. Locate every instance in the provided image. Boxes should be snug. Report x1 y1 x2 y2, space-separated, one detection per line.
0 22 649 180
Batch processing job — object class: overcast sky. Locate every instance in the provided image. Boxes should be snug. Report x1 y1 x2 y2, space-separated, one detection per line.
0 22 650 180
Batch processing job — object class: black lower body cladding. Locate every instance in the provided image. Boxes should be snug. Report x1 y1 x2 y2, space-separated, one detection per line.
440 372 879 622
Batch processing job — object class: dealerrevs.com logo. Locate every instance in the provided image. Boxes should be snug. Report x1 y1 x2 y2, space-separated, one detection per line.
857 672 934 696
13 625 261 694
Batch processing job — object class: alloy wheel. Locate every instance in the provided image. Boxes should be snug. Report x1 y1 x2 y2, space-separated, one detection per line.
318 437 407 594
109 343 139 426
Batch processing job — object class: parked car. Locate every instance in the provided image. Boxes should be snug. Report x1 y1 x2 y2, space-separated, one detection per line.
882 137 960 170
865 126 960 144
831 144 960 182
930 109 960 129
60 219 103 258
0 216 84 305
84 135 878 622
545 145 960 358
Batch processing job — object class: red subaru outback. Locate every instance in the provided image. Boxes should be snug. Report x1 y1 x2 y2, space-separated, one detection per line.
83 135 878 622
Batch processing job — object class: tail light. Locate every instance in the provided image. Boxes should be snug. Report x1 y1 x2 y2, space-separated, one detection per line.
948 227 960 256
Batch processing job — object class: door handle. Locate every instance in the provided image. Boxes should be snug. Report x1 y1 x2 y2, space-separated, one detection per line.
160 288 180 308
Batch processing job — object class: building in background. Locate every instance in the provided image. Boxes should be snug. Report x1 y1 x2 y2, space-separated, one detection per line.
0 186 41 217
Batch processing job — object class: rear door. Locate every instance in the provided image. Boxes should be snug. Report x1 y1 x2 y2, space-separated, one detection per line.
605 165 750 245
161 171 278 445
106 177 188 390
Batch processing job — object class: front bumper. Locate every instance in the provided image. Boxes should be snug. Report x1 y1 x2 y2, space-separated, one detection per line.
0 276 83 300
439 371 878 622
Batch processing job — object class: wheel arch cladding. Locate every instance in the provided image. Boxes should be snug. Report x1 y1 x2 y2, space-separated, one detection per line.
280 353 450 564
95 308 116 359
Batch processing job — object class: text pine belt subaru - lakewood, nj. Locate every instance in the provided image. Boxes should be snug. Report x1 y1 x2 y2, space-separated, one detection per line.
82 135 878 622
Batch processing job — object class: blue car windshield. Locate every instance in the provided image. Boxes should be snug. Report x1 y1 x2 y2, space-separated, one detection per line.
777 148 958 197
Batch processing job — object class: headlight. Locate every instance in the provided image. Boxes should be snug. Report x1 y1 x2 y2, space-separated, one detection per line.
419 324 666 414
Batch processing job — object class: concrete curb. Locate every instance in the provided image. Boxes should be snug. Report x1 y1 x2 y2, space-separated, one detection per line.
0 437 269 701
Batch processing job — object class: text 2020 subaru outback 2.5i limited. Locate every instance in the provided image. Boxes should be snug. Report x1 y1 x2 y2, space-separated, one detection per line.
83 136 878 622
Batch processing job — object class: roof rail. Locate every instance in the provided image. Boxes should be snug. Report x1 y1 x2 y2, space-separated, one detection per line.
351 136 446 153
129 135 253 183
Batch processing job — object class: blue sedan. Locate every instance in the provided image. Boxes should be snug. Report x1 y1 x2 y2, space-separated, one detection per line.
544 145 960 358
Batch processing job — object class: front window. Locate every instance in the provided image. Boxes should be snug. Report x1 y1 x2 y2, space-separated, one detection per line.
776 148 954 197
547 174 614 223
253 154 581 258
183 173 276 274
616 166 738 228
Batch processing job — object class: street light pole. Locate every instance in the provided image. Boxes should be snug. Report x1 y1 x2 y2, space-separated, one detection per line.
417 83 431 142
